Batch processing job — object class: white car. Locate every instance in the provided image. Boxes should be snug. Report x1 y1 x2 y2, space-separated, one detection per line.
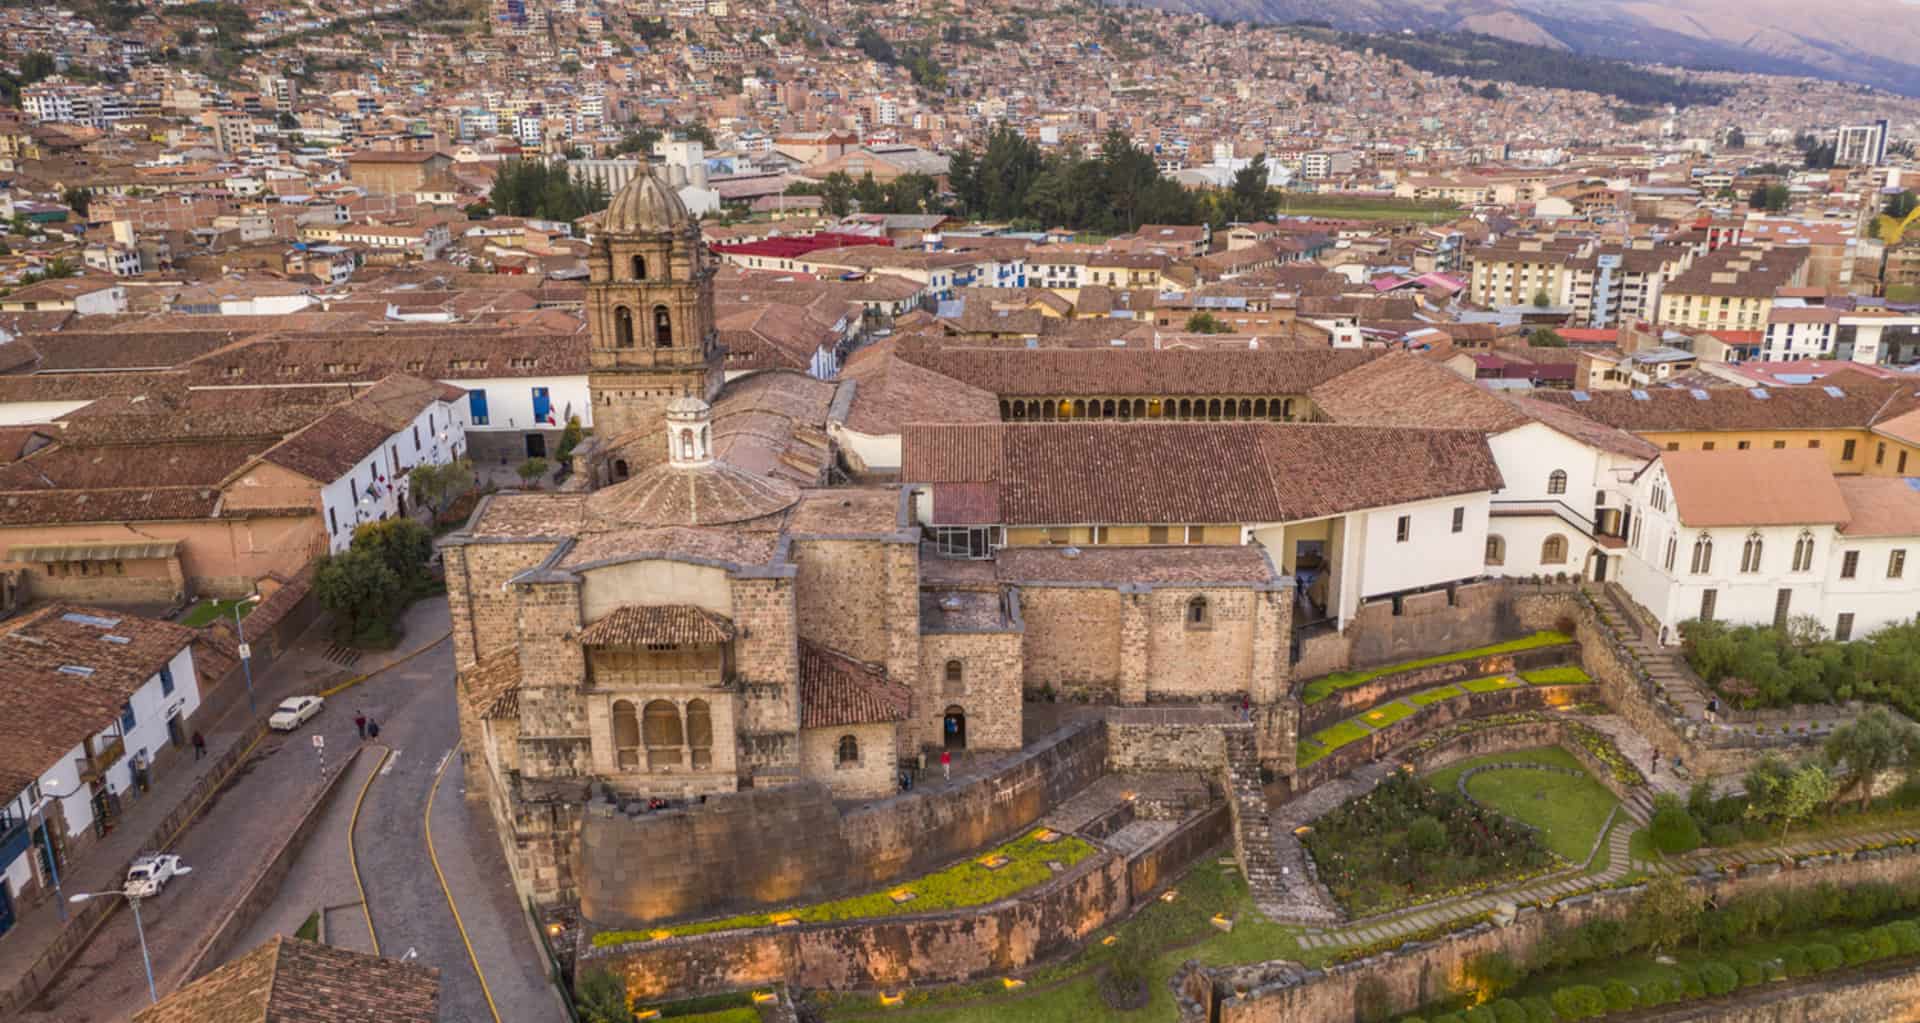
269 695 325 731
124 854 188 898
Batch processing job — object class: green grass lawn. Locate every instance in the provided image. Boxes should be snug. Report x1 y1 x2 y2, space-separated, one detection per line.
1356 701 1416 730
1409 684 1466 706
181 598 254 628
1300 632 1570 704
1629 826 1658 864
1522 666 1593 685
294 911 319 942
1462 674 1522 693
596 830 1097 946
1424 747 1618 862
818 861 1309 1023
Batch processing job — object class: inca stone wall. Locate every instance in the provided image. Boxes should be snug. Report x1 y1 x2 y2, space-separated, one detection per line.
917 631 1023 752
797 721 897 799
1018 587 1123 696
790 538 891 663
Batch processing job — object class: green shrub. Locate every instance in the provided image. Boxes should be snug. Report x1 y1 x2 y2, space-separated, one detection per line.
1734 959 1765 987
1841 932 1875 965
1639 976 1675 1006
1462 1007 1497 1023
1889 920 1920 954
1779 946 1810 978
1430 1013 1467 1023
1465 952 1521 1002
1700 961 1738 996
1551 985 1607 1020
1490 1000 1527 1023
1867 926 1900 960
1407 814 1447 853
1706 822 1743 848
1602 980 1637 1011
1806 943 1844 971
1519 996 1554 1023
1678 965 1707 998
1649 805 1703 854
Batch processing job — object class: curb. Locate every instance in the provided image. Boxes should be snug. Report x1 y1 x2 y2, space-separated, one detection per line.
319 630 453 698
348 746 392 956
426 746 504 1023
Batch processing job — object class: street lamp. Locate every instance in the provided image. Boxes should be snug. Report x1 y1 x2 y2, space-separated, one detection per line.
235 593 264 716
31 781 65 921
70 865 192 1005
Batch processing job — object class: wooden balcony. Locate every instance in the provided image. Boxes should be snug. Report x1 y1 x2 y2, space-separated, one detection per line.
80 735 125 784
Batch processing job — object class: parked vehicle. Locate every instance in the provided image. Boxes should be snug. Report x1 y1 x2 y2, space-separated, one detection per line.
269 695 325 731
123 854 188 897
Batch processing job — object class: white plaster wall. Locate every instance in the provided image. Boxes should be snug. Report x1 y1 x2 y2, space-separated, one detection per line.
1353 492 1491 599
447 374 591 432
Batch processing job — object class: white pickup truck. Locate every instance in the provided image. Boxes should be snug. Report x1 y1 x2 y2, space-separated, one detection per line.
123 854 188 898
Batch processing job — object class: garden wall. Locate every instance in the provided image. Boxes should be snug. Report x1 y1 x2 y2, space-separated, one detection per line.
1291 685 1589 792
1190 835 1920 1023
1127 803 1232 906
582 852 1132 1001
579 720 1108 928
1297 643 1577 736
1107 722 1229 772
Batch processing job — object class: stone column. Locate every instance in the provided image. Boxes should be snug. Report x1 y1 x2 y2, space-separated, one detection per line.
1118 586 1151 705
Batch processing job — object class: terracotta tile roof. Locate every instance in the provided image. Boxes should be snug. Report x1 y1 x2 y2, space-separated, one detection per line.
895 340 1377 397
461 649 523 721
1659 449 1849 527
1531 376 1903 433
798 641 911 729
260 375 454 483
578 605 735 646
838 347 1000 435
995 545 1279 585
556 526 783 570
59 386 347 445
131 935 439 1023
1837 477 1920 538
904 423 1503 525
1312 352 1531 432
1502 395 1660 460
25 329 261 373
0 486 220 525
0 439 270 490
469 493 588 539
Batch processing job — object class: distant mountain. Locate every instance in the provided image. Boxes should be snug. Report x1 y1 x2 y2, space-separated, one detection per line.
1113 0 1920 96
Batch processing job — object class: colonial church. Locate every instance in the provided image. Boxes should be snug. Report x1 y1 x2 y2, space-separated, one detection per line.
448 163 1501 908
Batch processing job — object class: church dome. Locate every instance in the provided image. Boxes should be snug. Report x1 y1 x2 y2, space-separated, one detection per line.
585 458 801 528
601 161 690 235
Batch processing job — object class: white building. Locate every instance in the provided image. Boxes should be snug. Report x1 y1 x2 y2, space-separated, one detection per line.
1618 448 1920 640
0 608 205 933
1482 398 1657 584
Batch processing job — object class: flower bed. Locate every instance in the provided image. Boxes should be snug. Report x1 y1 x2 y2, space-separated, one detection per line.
1302 772 1557 917
1300 631 1572 705
591 829 1097 946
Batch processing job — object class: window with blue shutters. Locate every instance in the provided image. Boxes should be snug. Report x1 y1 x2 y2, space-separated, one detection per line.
159 664 174 696
468 389 490 426
120 702 136 732
532 387 551 424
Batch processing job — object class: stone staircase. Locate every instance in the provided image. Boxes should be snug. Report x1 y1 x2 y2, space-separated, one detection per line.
1220 725 1290 909
1587 583 1712 723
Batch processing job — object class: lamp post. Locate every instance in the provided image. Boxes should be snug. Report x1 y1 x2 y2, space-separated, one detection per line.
70 865 191 1005
234 593 264 716
30 781 65 921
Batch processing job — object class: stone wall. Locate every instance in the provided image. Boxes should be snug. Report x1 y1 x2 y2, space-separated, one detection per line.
1019 587 1123 696
576 721 1108 929
1290 685 1589 792
918 630 1023 753
582 852 1132 1001
444 538 557 672
1107 722 1229 772
797 721 896 799
1200 833 1920 1023
1129 803 1233 906
1293 580 1519 679
790 538 890 663
1142 588 1258 699
1296 643 1577 736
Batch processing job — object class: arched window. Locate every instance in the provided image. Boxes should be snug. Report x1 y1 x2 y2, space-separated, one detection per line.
642 700 683 769
612 700 641 771
1664 533 1678 572
1547 469 1568 495
1281 398 1294 420
1792 530 1815 572
836 734 859 765
685 699 713 770
1541 534 1568 565
1187 596 1210 627
631 254 647 280
1208 398 1222 420
1254 398 1268 418
614 459 630 480
679 429 695 460
613 305 634 349
1690 533 1713 575
1178 398 1192 419
1239 399 1253 418
652 304 673 347
1041 400 1056 420
1741 532 1764 574
944 659 964 694
1485 534 1506 566
1133 399 1146 418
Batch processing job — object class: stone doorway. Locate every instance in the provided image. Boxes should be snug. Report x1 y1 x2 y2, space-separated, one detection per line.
943 706 967 750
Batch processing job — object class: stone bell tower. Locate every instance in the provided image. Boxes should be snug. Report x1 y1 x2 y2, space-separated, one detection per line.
585 157 724 439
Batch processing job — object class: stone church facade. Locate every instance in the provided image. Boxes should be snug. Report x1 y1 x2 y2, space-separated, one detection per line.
447 163 1300 909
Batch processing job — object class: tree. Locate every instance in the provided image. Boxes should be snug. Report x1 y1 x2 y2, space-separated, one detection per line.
1825 708 1916 810
1649 794 1702 853
1477 83 1502 101
517 457 551 486
817 171 854 217
1529 328 1566 347
314 548 401 641
1628 875 1704 953
612 127 661 156
61 187 93 218
1186 311 1231 334
1228 158 1275 223
408 459 475 521
1887 191 1919 221
350 518 433 588
1724 127 1745 149
19 52 55 86
1531 289 1551 308
1748 184 1790 212
555 416 585 464
1745 756 1834 835
575 970 636 1023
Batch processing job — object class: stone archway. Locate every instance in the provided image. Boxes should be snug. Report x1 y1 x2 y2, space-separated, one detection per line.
943 706 967 750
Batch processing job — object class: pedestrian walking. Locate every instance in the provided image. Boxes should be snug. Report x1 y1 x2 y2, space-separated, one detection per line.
367 718 381 740
1239 695 1251 721
940 749 951 781
192 731 206 760
354 711 368 738
1650 755 1657 776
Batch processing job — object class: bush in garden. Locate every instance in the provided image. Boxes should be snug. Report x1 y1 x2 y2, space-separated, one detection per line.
1678 965 1707 998
1888 920 1920 954
1465 952 1522 1002
1706 822 1744 848
1806 943 1844 971
1462 1007 1496 1023
1638 977 1674 1006
1551 985 1607 1020
1779 945 1810 978
1430 1013 1466 1023
1602 980 1637 1011
1735 959 1765 987
1868 925 1900 959
1490 1000 1527 1023
1649 804 1703 854
1841 932 1875 965
1519 996 1555 1023
1700 961 1738 996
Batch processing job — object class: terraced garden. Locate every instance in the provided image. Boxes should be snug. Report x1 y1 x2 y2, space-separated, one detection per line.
1425 747 1620 863
1301 631 1572 704
1296 668 1593 767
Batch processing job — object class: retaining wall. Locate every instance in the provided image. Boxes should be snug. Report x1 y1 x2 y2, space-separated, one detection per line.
1297 643 1577 736
1292 685 1590 792
1127 804 1232 906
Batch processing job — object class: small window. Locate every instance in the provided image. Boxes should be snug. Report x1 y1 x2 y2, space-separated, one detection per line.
1666 442 1680 451
1891 550 1907 579
1149 525 1169 544
1541 534 1568 565
1808 439 1821 449
120 702 136 732
1702 441 1716 451
1485 535 1505 565
329 507 338 534
1772 440 1786 450
1186 596 1210 628
1736 441 1750 450
1792 531 1815 573
1048 527 1072 544
944 659 963 693
1836 612 1855 641
1699 589 1718 621
159 665 175 696
1547 469 1567 495
836 734 859 766
1740 532 1763 574
1878 442 1887 466
1690 534 1713 575
1451 507 1465 534
1842 550 1860 579
1844 439 1857 461
1396 515 1411 543
614 459 630 480
1902 451 1911 475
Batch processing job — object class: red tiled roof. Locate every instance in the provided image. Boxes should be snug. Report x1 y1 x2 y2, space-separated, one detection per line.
577 605 735 646
798 641 911 729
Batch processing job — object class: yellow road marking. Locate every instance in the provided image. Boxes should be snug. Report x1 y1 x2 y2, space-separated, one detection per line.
426 745 503 1023
348 746 391 956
